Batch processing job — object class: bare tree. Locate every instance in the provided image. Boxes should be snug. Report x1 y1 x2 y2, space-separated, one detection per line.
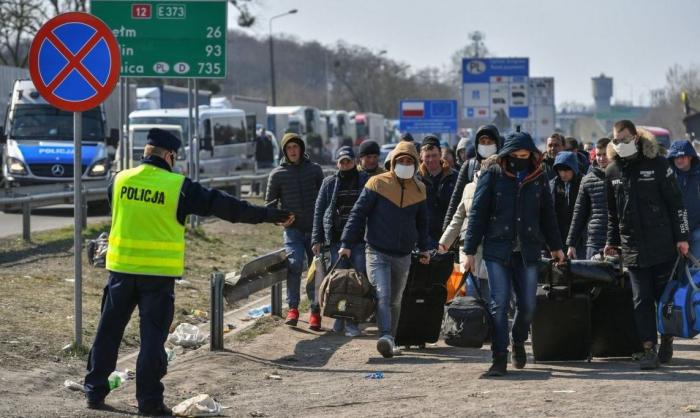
643 64 700 137
0 0 48 67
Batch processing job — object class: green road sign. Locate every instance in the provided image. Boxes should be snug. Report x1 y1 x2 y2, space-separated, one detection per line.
90 0 227 78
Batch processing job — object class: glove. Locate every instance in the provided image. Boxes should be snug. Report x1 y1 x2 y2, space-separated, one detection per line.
267 207 292 224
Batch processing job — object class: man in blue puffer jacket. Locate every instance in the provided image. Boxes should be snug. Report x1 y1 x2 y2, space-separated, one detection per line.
667 139 700 258
340 141 432 359
463 131 565 377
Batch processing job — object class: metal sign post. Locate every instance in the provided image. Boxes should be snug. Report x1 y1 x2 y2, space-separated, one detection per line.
73 111 83 346
28 12 120 348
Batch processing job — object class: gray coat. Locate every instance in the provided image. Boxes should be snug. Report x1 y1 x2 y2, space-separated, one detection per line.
265 156 324 232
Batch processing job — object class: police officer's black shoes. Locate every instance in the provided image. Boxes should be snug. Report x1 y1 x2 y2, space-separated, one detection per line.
86 398 105 410
658 336 674 364
482 352 508 378
639 346 660 370
512 344 527 369
138 402 172 416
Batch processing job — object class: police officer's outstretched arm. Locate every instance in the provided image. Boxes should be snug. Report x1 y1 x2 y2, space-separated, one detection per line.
177 178 292 225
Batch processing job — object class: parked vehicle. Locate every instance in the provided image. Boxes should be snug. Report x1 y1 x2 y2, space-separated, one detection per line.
267 106 324 143
129 106 253 176
354 113 386 145
0 79 118 186
136 85 211 110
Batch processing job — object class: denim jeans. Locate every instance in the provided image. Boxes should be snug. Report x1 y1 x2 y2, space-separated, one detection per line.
484 253 539 354
628 260 675 345
365 246 411 337
330 242 365 332
586 246 603 260
690 228 700 260
283 228 313 308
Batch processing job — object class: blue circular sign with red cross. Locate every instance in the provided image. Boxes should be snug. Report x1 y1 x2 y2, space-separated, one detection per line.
28 12 120 112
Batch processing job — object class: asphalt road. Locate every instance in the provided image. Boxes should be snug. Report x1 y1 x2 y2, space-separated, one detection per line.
0 205 110 238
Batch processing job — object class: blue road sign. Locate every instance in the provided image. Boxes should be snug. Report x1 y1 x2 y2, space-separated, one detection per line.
461 57 529 121
399 99 458 134
29 12 120 112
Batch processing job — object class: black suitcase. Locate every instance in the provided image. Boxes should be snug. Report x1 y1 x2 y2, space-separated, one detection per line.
531 284 591 362
590 279 643 357
395 252 452 348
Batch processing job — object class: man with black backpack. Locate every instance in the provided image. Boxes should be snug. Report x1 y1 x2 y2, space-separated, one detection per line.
604 120 689 370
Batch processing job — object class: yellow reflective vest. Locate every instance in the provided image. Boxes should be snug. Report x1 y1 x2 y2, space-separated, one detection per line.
106 164 186 277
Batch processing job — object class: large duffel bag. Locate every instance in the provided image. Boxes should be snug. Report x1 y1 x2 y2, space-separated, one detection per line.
442 272 491 348
395 252 453 348
319 256 376 322
657 255 700 339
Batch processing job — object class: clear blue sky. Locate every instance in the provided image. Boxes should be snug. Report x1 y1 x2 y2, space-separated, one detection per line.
231 0 699 107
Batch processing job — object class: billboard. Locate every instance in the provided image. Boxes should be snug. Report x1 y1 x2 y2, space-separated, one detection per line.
399 99 458 133
462 58 529 120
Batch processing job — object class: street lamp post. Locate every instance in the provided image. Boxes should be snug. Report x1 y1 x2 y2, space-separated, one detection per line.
269 9 298 106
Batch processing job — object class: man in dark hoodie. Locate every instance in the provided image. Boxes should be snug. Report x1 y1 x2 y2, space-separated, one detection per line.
567 137 611 260
668 139 700 258
605 120 689 370
266 133 325 329
550 151 584 255
416 135 458 246
442 125 500 232
464 131 564 377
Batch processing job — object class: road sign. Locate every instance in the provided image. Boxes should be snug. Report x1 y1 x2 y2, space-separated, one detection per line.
90 0 227 79
28 12 121 112
462 58 529 121
399 100 458 133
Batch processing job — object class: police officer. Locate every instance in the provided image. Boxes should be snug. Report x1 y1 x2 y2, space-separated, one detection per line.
84 129 293 415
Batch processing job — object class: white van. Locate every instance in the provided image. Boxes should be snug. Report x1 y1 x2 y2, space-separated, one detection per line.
129 106 253 177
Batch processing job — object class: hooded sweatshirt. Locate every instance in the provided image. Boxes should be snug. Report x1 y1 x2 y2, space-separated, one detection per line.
265 133 324 232
549 151 582 248
341 141 431 255
667 139 700 230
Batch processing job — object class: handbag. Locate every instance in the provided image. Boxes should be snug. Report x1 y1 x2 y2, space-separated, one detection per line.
318 255 376 322
441 272 492 348
657 254 700 339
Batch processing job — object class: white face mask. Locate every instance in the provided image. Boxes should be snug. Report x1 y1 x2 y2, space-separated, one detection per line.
613 141 637 158
394 164 415 179
477 144 497 158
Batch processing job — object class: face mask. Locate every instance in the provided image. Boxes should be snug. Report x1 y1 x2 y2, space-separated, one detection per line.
613 141 637 158
508 156 530 172
478 144 497 158
394 164 415 179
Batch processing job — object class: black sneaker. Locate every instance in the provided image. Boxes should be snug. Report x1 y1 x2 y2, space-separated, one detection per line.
138 402 172 416
512 344 526 369
86 398 105 410
639 346 660 370
658 336 674 364
481 353 508 378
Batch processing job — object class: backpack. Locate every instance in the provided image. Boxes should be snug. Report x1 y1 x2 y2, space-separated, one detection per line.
319 256 376 322
441 272 492 348
657 255 700 339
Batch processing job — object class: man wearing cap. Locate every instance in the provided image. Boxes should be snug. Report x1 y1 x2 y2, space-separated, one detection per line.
357 140 386 177
266 133 325 329
416 135 458 246
84 129 293 415
312 146 369 335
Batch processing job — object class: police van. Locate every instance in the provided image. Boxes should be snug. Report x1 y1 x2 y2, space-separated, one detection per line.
128 106 254 176
0 79 117 186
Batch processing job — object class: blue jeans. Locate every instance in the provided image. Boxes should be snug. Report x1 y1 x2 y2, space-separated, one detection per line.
331 242 365 332
366 247 411 338
485 253 539 354
690 228 700 260
283 228 313 309
586 246 603 260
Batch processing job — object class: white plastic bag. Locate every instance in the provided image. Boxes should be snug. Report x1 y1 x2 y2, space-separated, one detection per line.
168 323 206 348
172 394 223 417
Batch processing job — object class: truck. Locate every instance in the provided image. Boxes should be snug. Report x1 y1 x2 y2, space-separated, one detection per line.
354 112 386 145
128 106 254 175
321 110 356 156
267 106 324 142
136 85 212 110
0 79 118 187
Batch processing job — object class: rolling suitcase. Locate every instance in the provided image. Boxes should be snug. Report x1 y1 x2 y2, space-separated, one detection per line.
531 264 591 362
395 251 453 348
590 283 643 357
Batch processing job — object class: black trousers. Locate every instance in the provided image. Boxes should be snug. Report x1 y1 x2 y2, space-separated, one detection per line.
84 273 175 409
627 260 674 345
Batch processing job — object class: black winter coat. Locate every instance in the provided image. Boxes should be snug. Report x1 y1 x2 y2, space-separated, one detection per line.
605 136 689 268
464 156 563 264
566 164 607 251
265 156 324 232
417 162 457 242
550 175 582 249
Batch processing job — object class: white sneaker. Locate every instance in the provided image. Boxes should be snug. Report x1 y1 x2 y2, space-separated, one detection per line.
377 335 394 358
345 328 361 337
